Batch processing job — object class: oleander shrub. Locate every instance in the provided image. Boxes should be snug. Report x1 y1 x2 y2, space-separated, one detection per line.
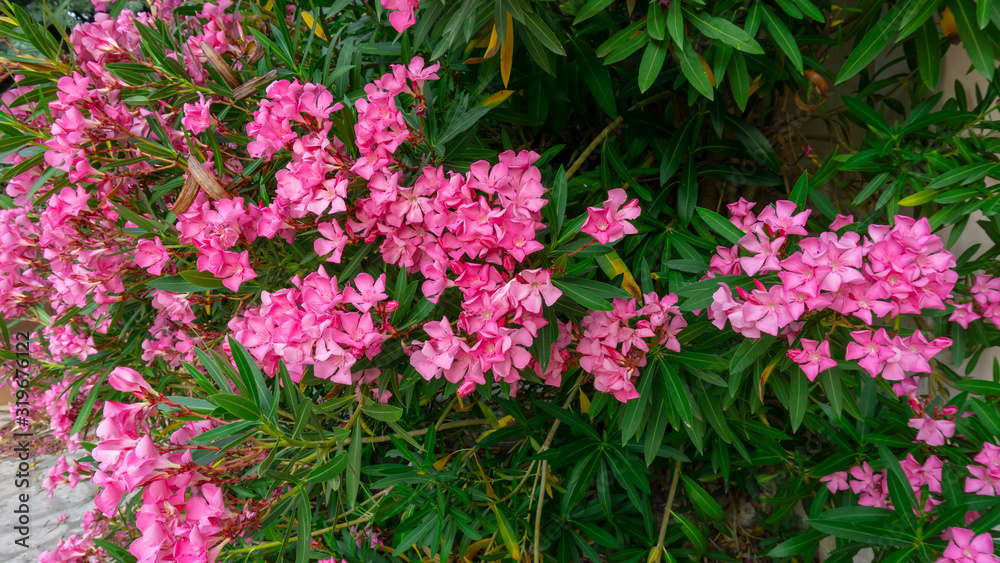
2 0 1000 562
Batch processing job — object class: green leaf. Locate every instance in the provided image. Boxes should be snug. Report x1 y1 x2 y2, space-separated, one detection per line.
554 165 568 236
807 519 912 546
760 7 803 73
789 372 808 433
678 161 698 225
179 270 226 289
794 0 824 22
835 4 905 84
644 378 670 465
956 380 1000 395
437 106 491 146
605 140 651 200
926 162 999 190
492 506 520 559
673 512 707 554
597 20 647 58
730 52 750 111
648 0 667 40
841 96 890 135
724 114 780 170
661 359 693 427
730 334 776 375
899 188 940 206
296 491 311 563
210 394 262 421
638 39 668 92
914 19 941 89
978 0 993 27
522 10 566 55
685 10 764 54
228 336 273 420
552 279 614 311
346 420 362 509
92 538 138 563
71 369 109 436
681 474 726 520
572 39 617 119
573 0 614 24
401 298 436 329
191 421 259 444
306 453 349 483
667 1 685 50
852 172 891 205
879 444 917 531
898 0 942 39
765 530 825 557
790 172 809 209
695 207 745 245
950 0 995 80
362 403 403 422
535 401 601 441
678 44 715 99
661 116 700 184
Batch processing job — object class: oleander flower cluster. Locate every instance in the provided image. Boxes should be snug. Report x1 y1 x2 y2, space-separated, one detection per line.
821 444 1000 562
87 368 255 563
708 199 955 383
949 274 1000 330
576 292 687 402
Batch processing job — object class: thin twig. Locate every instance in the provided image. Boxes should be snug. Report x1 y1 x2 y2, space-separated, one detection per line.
654 460 683 560
533 387 579 563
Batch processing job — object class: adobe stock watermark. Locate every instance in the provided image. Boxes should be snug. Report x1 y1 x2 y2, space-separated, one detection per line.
10 331 33 550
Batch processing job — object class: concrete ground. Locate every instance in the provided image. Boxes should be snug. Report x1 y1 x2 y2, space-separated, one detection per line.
0 453 97 562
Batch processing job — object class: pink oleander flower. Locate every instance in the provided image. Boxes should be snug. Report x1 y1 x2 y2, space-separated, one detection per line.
380 0 420 33
966 443 1000 496
508 268 561 314
738 225 785 276
581 188 640 245
829 213 854 230
108 367 153 396
908 415 955 447
343 273 388 313
820 470 849 493
949 301 982 329
134 237 170 276
727 198 756 232
787 338 836 381
757 200 810 237
182 93 212 135
937 528 997 563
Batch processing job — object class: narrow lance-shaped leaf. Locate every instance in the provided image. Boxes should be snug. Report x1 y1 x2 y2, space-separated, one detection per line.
678 43 715 99
760 7 803 73
685 10 764 54
638 39 668 92
949 0 995 80
835 4 905 84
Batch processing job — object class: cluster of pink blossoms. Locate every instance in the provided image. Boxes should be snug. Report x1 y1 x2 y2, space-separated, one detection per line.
938 528 998 563
228 270 396 384
708 200 955 383
949 274 1000 329
409 268 562 396
823 455 943 511
576 293 687 402
39 508 110 562
0 1 265 389
822 443 1000 562
43 455 93 497
85 367 253 562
